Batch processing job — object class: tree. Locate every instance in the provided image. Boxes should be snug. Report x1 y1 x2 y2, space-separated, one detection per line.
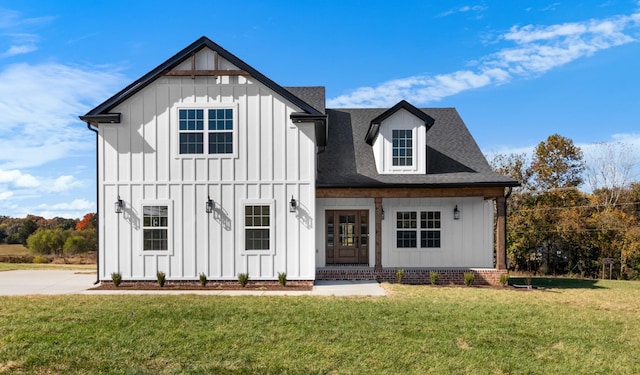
18 218 39 246
585 142 637 210
26 229 71 255
529 134 585 191
76 213 96 231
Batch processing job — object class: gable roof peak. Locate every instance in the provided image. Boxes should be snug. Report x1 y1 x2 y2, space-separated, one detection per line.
364 100 436 145
83 36 322 119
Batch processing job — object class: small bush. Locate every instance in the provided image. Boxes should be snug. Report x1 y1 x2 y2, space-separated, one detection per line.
395 268 404 284
278 272 287 287
111 272 122 287
238 273 249 287
463 272 475 286
199 272 207 287
157 271 166 287
430 271 439 285
32 255 48 264
499 273 510 287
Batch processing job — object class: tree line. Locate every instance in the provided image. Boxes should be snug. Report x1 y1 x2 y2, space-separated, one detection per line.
0 213 96 255
491 134 640 279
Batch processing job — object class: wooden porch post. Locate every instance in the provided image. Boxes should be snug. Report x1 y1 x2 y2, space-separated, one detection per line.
496 195 507 270
375 197 383 270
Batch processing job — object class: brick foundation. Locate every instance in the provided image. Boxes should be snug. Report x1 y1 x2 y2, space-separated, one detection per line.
316 267 507 286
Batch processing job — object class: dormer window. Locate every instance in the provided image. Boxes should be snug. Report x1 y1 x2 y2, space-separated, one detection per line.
364 100 434 175
392 129 413 167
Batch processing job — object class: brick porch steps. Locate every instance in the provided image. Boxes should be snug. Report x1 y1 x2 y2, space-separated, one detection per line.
316 267 507 286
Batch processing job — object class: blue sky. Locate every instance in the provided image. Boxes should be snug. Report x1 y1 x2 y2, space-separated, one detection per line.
1 0 639 218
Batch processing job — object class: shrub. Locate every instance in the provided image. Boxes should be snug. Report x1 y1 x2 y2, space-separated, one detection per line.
499 273 510 287
157 271 166 287
199 272 207 287
32 255 48 264
463 272 475 286
278 272 287 287
395 268 404 284
238 273 249 287
111 272 122 287
63 236 89 255
430 271 439 285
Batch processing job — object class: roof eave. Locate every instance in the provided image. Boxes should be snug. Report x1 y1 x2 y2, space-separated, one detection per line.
79 113 121 125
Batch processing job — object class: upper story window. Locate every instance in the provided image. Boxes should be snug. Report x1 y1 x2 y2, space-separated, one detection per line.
392 129 413 167
178 108 235 155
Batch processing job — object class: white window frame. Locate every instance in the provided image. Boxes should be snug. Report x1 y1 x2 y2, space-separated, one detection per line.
241 199 275 255
395 209 442 250
173 103 239 159
139 200 173 255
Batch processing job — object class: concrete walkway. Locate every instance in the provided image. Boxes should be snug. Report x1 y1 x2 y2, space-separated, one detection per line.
0 270 386 297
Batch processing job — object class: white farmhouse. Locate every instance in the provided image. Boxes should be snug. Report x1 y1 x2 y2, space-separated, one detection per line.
81 37 518 285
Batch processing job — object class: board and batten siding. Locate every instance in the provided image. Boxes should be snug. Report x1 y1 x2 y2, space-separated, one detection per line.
98 74 316 281
315 197 493 268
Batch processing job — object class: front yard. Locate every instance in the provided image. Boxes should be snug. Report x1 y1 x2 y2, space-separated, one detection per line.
1 279 639 374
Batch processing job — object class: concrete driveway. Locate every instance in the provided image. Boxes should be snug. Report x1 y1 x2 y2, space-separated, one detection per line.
0 270 386 296
0 270 97 296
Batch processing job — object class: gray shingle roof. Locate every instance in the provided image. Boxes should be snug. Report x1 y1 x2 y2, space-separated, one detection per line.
318 107 519 187
284 87 326 114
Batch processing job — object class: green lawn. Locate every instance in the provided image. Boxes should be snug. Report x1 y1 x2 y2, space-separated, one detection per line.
1 279 639 374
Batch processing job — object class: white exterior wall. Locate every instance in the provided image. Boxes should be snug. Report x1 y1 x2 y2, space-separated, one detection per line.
98 73 316 281
315 197 494 268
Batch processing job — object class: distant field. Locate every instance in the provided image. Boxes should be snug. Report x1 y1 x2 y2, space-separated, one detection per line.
0 243 95 271
0 244 29 256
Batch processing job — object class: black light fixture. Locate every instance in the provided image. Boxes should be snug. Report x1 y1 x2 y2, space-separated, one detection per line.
115 195 123 214
289 196 297 212
381 206 385 220
453 205 460 220
206 196 214 213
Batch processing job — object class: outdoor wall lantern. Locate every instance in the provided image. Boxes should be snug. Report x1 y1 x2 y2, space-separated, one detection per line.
289 196 297 212
381 206 385 220
115 196 124 214
453 205 460 220
206 196 214 213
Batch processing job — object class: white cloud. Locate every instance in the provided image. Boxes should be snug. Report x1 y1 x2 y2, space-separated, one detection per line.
0 169 40 187
45 175 84 193
328 10 640 108
34 199 94 219
0 191 13 200
1 44 37 57
0 62 126 169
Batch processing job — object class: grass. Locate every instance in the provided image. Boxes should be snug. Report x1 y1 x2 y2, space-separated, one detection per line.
0 244 29 256
1 279 639 374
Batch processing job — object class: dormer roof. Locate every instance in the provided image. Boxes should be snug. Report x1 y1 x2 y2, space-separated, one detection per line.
364 100 435 145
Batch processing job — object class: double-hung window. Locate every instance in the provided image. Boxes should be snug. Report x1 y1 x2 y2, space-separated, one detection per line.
243 202 274 252
396 210 441 249
142 205 169 251
178 108 234 155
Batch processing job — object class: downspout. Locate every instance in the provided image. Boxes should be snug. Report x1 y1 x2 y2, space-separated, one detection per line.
86 123 100 285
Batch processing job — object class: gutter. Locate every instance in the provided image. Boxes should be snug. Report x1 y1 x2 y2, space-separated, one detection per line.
85 123 100 285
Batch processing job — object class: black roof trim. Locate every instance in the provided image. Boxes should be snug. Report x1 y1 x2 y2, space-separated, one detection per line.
84 36 322 117
79 113 121 125
364 100 436 145
290 113 328 148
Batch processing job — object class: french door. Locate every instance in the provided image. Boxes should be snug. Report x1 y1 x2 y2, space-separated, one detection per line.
325 210 369 265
